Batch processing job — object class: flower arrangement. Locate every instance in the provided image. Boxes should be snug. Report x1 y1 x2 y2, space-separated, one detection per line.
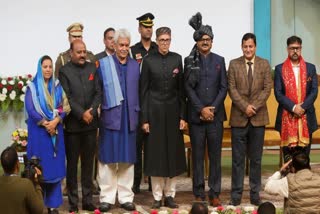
0 74 32 112
11 128 28 152
211 205 257 214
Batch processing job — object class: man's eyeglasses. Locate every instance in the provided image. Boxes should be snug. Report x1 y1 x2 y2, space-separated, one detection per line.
288 46 302 52
198 38 212 43
158 39 171 44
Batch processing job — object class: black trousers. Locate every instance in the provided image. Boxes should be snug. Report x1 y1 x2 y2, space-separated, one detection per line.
189 121 223 200
231 123 265 202
65 130 97 209
133 126 146 188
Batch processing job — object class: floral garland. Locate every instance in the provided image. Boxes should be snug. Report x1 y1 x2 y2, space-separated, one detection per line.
0 74 32 112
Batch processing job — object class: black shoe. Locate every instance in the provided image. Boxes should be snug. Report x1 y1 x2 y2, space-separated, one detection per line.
48 208 59 214
152 200 162 209
132 185 141 194
229 199 241 206
251 199 262 206
82 203 96 211
164 196 178 208
120 202 136 211
99 202 111 212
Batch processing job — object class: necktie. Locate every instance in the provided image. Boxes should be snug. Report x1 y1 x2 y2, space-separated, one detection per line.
247 61 253 93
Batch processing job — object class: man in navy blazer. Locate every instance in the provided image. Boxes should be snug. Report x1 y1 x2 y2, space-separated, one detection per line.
274 35 318 162
185 12 227 207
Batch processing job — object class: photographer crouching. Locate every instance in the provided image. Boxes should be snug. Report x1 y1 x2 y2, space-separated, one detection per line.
0 147 44 213
264 152 320 213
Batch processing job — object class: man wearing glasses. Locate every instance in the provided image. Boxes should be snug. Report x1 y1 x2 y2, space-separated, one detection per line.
140 27 186 209
274 35 318 161
184 12 227 207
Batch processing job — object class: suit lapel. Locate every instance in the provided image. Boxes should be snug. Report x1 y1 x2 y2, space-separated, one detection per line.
251 56 260 90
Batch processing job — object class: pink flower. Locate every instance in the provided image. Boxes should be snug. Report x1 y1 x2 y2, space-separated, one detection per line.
172 210 179 214
172 68 180 77
217 206 224 211
18 83 23 89
27 74 32 79
132 211 139 214
93 209 101 214
235 208 242 214
150 210 158 214
173 68 179 74
252 211 258 214
7 77 13 81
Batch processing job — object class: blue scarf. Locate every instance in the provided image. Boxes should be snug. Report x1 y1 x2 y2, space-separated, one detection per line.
97 55 124 109
25 57 64 155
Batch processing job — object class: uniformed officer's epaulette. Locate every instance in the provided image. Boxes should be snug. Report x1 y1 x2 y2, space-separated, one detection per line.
59 50 69 56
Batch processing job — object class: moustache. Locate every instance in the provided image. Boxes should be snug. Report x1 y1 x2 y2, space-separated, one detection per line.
202 44 209 47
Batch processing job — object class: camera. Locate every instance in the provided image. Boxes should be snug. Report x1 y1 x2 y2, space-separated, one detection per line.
21 154 42 183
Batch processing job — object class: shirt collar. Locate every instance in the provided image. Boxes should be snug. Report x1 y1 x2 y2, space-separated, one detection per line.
245 56 255 65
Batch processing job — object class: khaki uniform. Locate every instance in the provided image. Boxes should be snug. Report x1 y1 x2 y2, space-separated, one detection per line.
55 49 96 77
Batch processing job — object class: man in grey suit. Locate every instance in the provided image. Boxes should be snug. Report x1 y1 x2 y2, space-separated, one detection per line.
228 33 272 206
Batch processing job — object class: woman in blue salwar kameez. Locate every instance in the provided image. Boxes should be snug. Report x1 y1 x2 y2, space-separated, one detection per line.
25 55 70 214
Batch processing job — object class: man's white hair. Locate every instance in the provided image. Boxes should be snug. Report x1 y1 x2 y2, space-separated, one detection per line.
114 28 131 44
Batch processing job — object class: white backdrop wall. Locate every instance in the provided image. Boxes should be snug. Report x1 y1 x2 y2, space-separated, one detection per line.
1 0 253 76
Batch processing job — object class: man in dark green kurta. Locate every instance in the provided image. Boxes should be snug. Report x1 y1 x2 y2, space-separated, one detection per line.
140 27 186 209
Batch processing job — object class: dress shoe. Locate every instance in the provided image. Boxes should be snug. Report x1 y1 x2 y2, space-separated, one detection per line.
132 185 141 194
152 200 162 209
164 196 179 208
82 203 96 211
120 202 136 211
251 198 262 206
210 197 222 207
229 199 241 206
99 202 111 212
48 208 59 214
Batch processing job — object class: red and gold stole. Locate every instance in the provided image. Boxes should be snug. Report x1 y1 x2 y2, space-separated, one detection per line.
281 56 309 147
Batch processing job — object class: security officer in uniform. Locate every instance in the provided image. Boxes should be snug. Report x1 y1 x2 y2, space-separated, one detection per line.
55 23 96 77
130 13 158 63
130 12 158 194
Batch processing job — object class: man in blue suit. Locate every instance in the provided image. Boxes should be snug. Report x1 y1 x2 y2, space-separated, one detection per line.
274 35 318 162
185 12 227 207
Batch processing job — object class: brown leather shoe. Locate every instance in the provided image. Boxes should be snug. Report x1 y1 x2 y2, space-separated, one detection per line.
210 197 222 207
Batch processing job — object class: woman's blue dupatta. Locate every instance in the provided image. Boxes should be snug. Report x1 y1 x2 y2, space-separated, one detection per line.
26 57 63 156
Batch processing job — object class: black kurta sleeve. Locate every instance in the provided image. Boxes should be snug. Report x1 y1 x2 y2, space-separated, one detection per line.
140 58 150 123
